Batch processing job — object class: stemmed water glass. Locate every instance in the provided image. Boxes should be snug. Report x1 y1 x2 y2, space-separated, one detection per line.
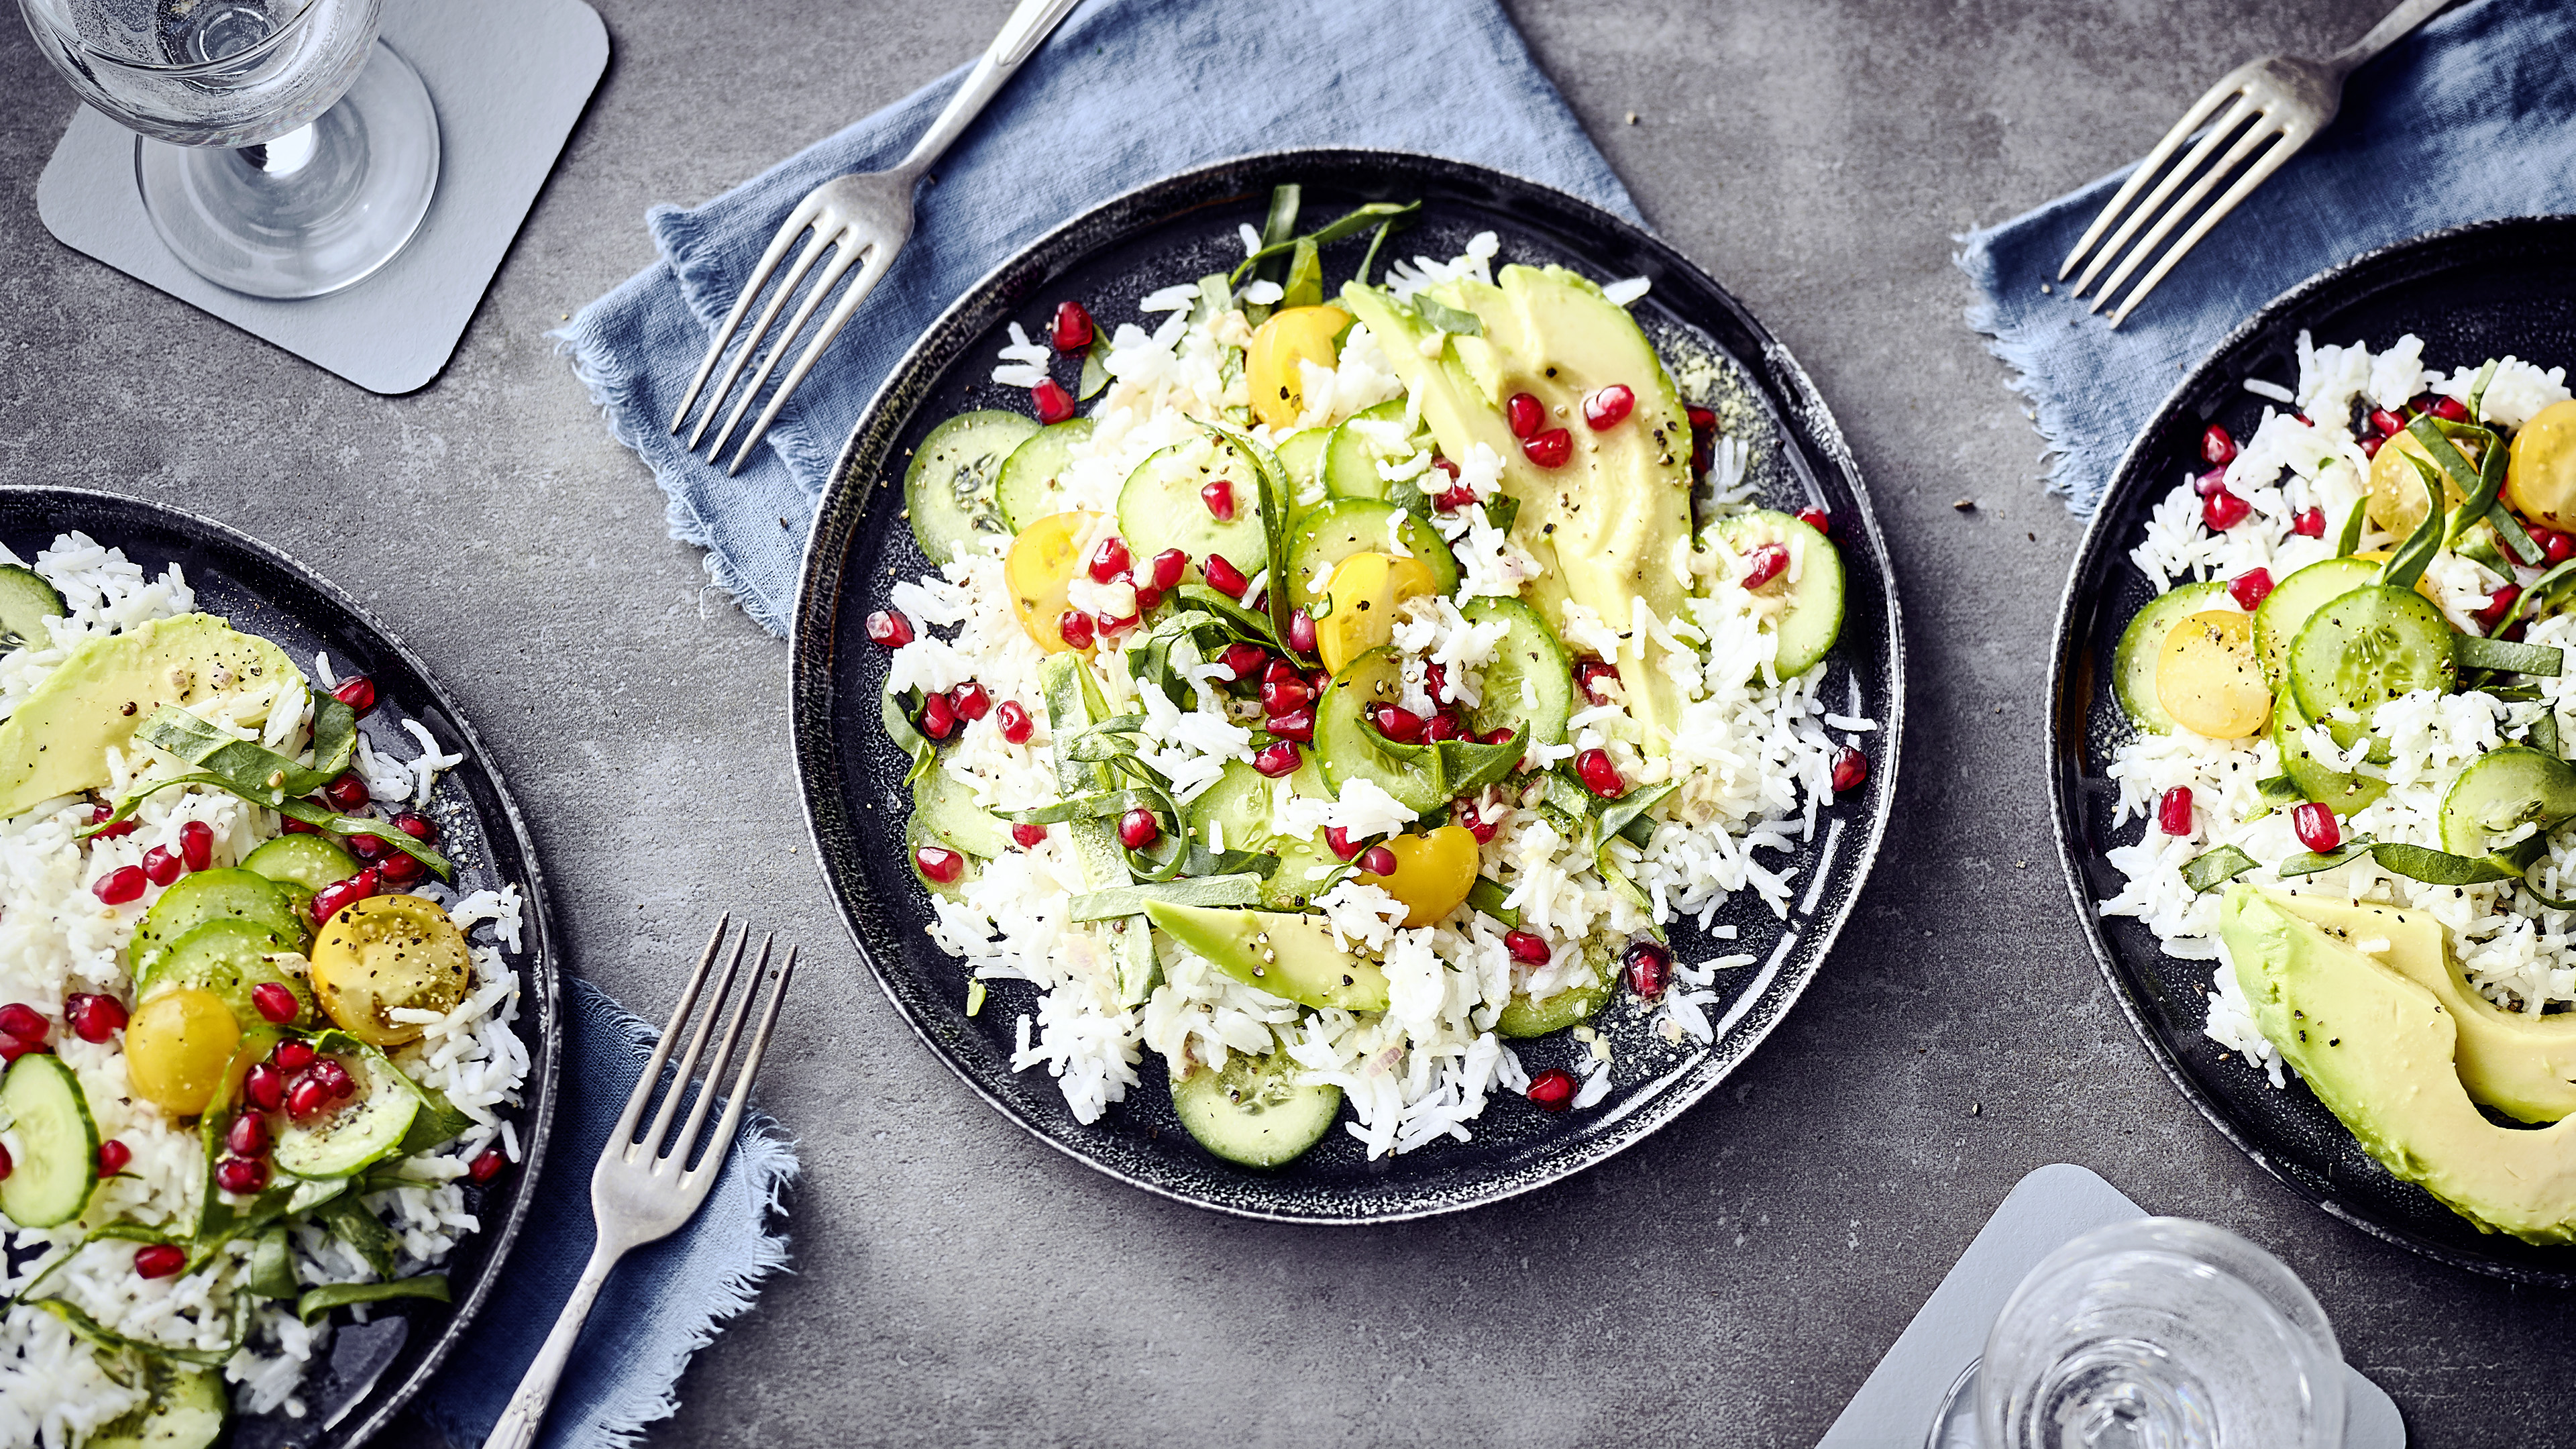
19 0 439 298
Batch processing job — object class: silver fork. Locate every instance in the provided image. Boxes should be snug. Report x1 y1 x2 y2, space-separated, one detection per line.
669 0 1088 476
485 918 799 1449
2059 0 2455 327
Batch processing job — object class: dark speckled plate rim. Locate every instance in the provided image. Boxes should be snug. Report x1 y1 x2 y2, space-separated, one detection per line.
0 484 565 1440
2046 215 2576 1288
794 147 1905 1224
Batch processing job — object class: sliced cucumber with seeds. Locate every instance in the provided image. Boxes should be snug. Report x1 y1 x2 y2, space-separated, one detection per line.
1172 1049 1342 1168
272 1040 420 1179
1315 646 1446 812
1285 498 1459 611
904 410 1040 566
242 835 358 895
1709 509 1845 677
1322 398 1421 502
1460 596 1572 748
85 1361 227 1449
129 868 307 980
138 919 317 1026
1273 427 1330 496
2253 557 2378 687
1184 760 1281 854
2271 690 2388 814
996 418 1094 533
0 1053 97 1228
2112 580 2229 733
2290 584 2457 726
2440 745 2576 857
1117 437 1271 582
0 566 65 652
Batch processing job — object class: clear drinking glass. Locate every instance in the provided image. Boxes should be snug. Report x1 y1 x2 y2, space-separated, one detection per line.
1927 1218 2345 1449
19 0 438 298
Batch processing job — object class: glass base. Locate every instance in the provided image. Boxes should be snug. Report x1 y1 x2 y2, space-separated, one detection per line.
1928 1360 1984 1449
133 39 438 299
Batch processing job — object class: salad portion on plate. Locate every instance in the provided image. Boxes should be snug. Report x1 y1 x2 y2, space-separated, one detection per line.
0 533 529 1446
2098 330 2576 1244
873 186 1875 1170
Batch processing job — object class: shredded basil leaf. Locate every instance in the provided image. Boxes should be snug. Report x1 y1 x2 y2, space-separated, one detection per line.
1411 294 1483 337
2276 839 2375 879
2381 453 2447 590
2182 845 2259 892
2466 360 2498 425
2455 634 2563 676
1466 876 1519 927
2254 774 2304 806
1069 874 1264 921
296 1275 449 1325
2333 497 2369 558
2369 841 2524 885
1077 328 1114 402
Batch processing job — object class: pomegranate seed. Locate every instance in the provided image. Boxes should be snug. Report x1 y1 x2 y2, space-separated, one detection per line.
1503 930 1554 966
1574 659 1619 704
133 1244 186 1279
312 1058 354 1098
1140 549 1188 593
1434 485 1478 513
470 1148 507 1184
2369 408 2408 438
2477 584 2523 633
287 1075 331 1119
1480 727 1517 747
1832 747 1869 793
1522 427 1572 469
227 1113 270 1158
1622 939 1673 998
1796 508 1832 535
1251 741 1303 777
215 1157 270 1195
1373 706 1425 743
0 1036 42 1065
1032 378 1075 425
97 1139 130 1176
70 994 125 1043
996 700 1034 744
918 692 957 741
2540 529 2576 566
309 868 378 925
1133 586 1165 614
1582 384 1635 431
0 1143 12 1179
915 845 965 884
2200 424 2237 466
0 1004 46 1042
92 866 146 906
1326 828 1362 861
1464 808 1500 844
280 813 317 835
2292 507 2327 538
1260 678 1313 714
251 981 299 1025
272 1040 317 1072
1525 1067 1578 1112
1200 479 1237 523
2360 435 2385 460
1118 809 1161 850
1203 555 1250 599
1288 608 1318 655
171 820 212 875
865 610 914 648
142 847 181 887
1264 707 1316 743
1739 543 1790 591
1424 712 1464 743
346 831 389 863
1686 405 1717 433
2431 396 2469 422
1432 456 1460 482
244 1063 285 1112
2157 786 2195 837
2190 468 2231 498
1050 301 1093 352
1217 641 1267 682
1506 392 1545 439
1306 666 1332 692
951 681 992 722
331 676 377 712
2202 487 2251 531
1010 822 1047 850
1260 658 1300 688
2229 568 2275 612
2292 802 2341 853
1097 609 1142 643
378 851 425 888
1358 845 1398 877
1575 749 1624 799
323 773 369 812
1087 536 1131 584
87 802 138 840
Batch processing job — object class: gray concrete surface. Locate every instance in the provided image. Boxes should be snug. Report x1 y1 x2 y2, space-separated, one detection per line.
2 1 2564 1444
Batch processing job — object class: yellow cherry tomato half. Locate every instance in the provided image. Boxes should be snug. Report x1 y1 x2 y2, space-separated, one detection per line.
1246 305 1350 430
1316 550 1440 676
2155 609 2272 740
1368 825 1482 928
1006 510 1102 653
125 985 242 1117
2365 429 2475 537
2506 399 2576 533
309 892 474 1048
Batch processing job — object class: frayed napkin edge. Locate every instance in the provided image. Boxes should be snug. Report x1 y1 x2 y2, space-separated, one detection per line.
1953 215 2125 520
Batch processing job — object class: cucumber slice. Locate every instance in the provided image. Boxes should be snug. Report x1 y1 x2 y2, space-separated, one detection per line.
1173 1049 1342 1169
2290 584 2457 726
1495 946 1616 1038
1709 510 1845 677
2440 745 2576 857
272 1041 420 1179
1322 398 1419 501
904 410 1040 567
129 869 307 981
1184 761 1280 853
912 766 1013 859
2253 557 2379 688
1284 498 1460 612
995 419 1095 532
241 835 358 895
2270 691 2389 814
85 1362 227 1449
1256 831 1342 912
1273 428 1330 496
1460 596 1573 748
0 566 65 652
0 1053 97 1228
2112 580 2231 733
904 816 978 902
1316 647 1447 812
138 919 319 1027
1116 439 1271 583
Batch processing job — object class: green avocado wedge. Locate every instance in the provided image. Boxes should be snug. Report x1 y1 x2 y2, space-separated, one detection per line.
1144 900 1391 1012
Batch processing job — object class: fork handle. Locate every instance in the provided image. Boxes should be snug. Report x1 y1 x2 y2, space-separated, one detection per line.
485 1238 630 1449
2328 0 2455 77
895 0 1088 179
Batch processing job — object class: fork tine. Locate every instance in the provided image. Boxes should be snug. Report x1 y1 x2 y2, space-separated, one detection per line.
611 916 732 1146
665 933 771 1173
725 244 897 477
702 235 870 462
2070 93 2260 300
2086 114 2284 314
686 229 835 451
2109 130 2308 327
2059 72 2247 281
635 924 749 1162
669 197 824 437
689 945 798 1188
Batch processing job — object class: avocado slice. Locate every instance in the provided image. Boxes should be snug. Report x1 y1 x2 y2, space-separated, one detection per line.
2259 889 2576 1125
1342 266 1695 754
0 613 302 818
1144 900 1391 1012
2218 885 2576 1244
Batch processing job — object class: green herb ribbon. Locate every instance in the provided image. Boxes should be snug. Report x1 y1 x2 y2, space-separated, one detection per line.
2455 634 2564 677
1069 873 1265 921
296 1275 449 1325
2182 845 2259 893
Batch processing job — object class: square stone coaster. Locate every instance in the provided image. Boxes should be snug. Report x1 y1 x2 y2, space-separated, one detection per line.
34 0 607 395
1819 1163 2404 1448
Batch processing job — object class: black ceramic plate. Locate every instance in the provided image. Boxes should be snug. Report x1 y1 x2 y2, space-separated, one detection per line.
0 486 561 1443
796 150 1902 1222
2049 215 2576 1285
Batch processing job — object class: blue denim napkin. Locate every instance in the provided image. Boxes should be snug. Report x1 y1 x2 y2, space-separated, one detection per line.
1957 0 2576 515
559 0 1634 638
416 979 799 1449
